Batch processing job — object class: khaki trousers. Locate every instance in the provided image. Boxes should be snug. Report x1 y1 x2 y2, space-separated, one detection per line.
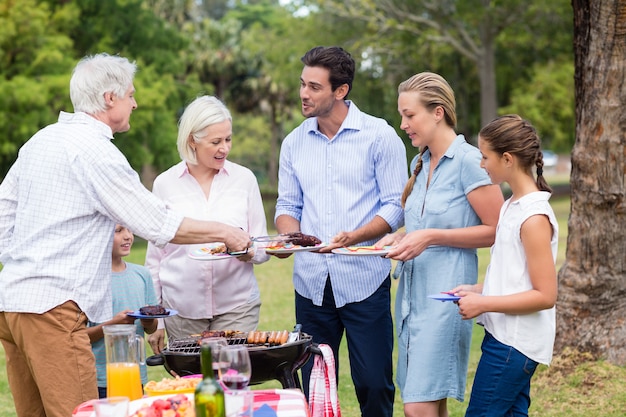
162 297 261 341
0 301 98 417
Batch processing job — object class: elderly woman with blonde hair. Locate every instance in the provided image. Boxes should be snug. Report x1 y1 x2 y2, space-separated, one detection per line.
146 95 270 354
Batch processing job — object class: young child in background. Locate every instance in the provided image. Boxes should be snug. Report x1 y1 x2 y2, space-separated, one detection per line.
451 114 559 416
87 224 158 398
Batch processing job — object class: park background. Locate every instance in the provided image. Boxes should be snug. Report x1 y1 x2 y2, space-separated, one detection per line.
2 0 625 416
0 0 575 190
5 193 626 417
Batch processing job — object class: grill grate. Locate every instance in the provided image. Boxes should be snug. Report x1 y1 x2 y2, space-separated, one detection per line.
164 335 248 354
164 337 201 354
163 333 311 355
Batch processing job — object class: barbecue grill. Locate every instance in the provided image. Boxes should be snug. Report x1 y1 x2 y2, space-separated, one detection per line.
146 330 319 389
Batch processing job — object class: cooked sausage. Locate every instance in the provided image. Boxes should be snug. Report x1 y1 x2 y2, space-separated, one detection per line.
279 330 289 345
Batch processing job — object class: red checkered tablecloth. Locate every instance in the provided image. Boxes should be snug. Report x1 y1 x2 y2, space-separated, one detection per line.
252 389 310 417
72 388 309 417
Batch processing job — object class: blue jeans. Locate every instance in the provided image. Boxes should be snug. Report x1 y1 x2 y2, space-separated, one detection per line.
295 276 395 417
465 330 538 417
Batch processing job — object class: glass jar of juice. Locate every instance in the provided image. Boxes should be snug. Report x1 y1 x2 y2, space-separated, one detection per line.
103 324 144 400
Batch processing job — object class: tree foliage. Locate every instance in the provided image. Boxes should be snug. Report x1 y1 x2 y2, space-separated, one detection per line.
0 0 576 186
301 0 573 134
501 60 575 152
0 0 78 175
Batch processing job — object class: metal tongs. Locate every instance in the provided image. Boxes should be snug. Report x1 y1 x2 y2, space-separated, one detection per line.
226 247 249 256
287 323 302 344
251 234 297 243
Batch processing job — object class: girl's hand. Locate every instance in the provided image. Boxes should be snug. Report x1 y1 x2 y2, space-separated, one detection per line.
456 292 485 320
448 284 481 295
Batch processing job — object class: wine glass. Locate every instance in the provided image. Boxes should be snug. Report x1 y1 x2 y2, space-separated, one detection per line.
199 337 228 379
218 345 252 391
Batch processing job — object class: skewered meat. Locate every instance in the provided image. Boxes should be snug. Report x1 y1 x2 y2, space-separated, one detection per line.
286 232 321 247
200 330 226 339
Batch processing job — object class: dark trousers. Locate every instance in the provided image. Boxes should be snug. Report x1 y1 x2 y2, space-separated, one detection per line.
465 331 537 417
295 276 395 417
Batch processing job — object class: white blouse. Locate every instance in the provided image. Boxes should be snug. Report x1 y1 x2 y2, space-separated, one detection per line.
145 160 270 320
479 191 558 365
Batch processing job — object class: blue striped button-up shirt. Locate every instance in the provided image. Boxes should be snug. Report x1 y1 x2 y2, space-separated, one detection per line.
275 101 408 307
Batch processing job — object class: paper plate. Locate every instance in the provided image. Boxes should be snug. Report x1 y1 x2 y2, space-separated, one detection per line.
331 246 392 256
264 243 327 254
126 309 178 319
427 293 461 302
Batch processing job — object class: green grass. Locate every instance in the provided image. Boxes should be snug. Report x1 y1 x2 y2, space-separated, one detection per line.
3 194 626 416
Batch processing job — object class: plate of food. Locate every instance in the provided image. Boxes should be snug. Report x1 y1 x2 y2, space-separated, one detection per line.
260 232 326 254
129 393 194 416
72 393 194 417
144 376 202 396
427 293 461 302
188 242 241 261
264 242 327 254
331 245 392 256
127 306 178 319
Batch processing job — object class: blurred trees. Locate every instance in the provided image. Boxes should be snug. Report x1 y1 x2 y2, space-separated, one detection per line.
302 0 574 145
0 0 77 174
501 59 575 151
0 0 575 185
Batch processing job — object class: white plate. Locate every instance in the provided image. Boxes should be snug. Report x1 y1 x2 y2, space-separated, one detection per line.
129 393 194 415
126 309 178 319
188 243 236 261
331 246 392 256
264 243 327 254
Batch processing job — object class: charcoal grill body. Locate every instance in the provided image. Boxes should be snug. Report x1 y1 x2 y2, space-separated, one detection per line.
146 334 318 389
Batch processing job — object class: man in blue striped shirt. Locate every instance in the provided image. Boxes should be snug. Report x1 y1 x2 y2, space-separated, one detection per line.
274 46 408 417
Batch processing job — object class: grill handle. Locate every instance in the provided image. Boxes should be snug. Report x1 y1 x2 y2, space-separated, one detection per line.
307 343 323 357
290 342 322 375
146 354 165 367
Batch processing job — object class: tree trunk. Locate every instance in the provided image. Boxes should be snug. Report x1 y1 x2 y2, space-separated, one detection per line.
478 21 498 127
268 102 280 189
554 0 626 364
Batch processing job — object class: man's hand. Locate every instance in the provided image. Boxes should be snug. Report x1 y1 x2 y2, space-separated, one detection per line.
148 328 166 354
223 225 252 253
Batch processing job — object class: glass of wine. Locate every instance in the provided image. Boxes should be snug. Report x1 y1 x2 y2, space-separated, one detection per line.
200 337 228 379
218 345 252 391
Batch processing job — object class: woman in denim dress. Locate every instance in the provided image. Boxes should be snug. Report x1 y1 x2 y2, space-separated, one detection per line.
378 72 504 417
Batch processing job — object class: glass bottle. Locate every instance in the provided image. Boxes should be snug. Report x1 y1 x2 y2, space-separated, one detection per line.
195 343 226 417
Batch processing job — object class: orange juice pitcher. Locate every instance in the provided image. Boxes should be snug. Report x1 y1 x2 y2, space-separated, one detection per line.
103 324 145 400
